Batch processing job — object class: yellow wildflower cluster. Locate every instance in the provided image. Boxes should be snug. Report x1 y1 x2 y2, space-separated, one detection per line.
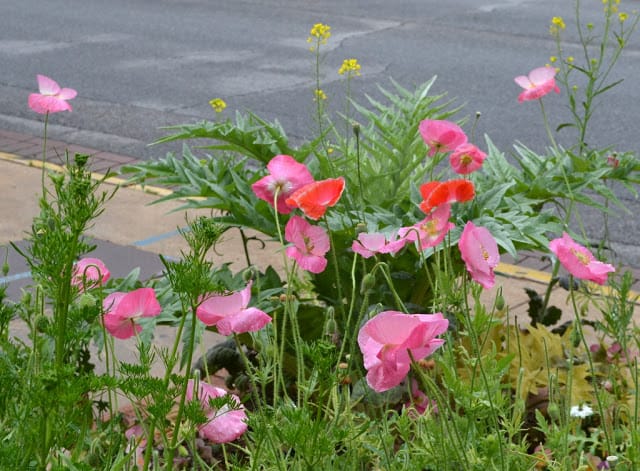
619 12 629 22
314 89 327 101
550 16 566 34
307 23 331 51
603 0 620 14
209 98 226 113
552 16 566 29
338 58 361 77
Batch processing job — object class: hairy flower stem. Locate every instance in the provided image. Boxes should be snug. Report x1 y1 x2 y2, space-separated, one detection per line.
410 354 470 469
166 300 200 469
538 98 558 152
461 277 506 469
41 112 49 193
272 189 292 403
568 277 613 452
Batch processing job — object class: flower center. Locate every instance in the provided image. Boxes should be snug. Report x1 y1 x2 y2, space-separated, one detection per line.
421 219 439 236
571 248 590 265
460 154 473 165
303 235 315 253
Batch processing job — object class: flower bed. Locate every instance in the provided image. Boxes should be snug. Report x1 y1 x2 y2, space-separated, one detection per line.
1 1 640 469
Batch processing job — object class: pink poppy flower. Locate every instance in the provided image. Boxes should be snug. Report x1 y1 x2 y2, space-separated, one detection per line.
548 232 615 285
252 154 314 214
398 204 454 250
514 66 560 103
285 177 345 220
186 379 248 443
284 215 330 273
71 257 110 290
449 143 487 174
358 310 449 392
28 74 77 114
352 232 407 258
196 281 272 335
458 221 500 289
419 119 468 157
102 288 162 339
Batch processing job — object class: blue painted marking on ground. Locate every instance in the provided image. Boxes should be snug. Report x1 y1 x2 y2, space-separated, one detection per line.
131 227 189 247
0 271 32 284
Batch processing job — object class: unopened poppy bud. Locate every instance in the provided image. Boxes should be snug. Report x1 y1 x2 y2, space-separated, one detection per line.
1 260 8 277
352 121 361 137
35 314 50 333
77 293 97 309
547 402 560 421
242 267 254 283
360 273 376 294
495 294 505 311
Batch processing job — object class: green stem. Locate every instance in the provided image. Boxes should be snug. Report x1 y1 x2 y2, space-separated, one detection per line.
568 276 613 452
538 98 558 152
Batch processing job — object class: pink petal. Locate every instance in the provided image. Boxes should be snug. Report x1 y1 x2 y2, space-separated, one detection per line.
459 221 500 289
103 313 141 339
28 94 72 114
72 257 110 288
528 66 557 84
186 380 248 443
200 407 248 443
115 287 162 319
286 246 327 273
57 87 77 100
36 74 61 95
103 291 127 314
196 291 244 326
215 307 272 336
514 75 533 89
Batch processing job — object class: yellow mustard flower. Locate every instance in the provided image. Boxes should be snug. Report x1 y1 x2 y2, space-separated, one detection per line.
209 98 226 113
552 16 566 30
619 12 629 22
566 56 574 63
314 89 327 101
338 58 362 76
307 23 331 45
549 56 558 63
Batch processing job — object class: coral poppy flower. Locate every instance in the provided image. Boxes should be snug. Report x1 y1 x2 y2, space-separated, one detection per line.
28 74 77 114
71 257 110 290
514 66 560 103
186 379 248 443
196 281 272 335
458 221 500 289
419 119 468 157
419 179 475 214
398 204 454 250
358 310 448 392
449 143 487 174
352 232 407 258
252 154 314 214
549 232 615 285
102 288 162 339
285 177 345 220
284 215 330 273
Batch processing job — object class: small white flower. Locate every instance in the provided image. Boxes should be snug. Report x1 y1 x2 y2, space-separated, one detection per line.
570 403 594 418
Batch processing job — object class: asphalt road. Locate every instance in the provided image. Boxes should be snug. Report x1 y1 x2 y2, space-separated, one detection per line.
1 0 639 265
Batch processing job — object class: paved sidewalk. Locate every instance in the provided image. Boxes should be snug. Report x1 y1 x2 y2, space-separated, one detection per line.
1 129 638 371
